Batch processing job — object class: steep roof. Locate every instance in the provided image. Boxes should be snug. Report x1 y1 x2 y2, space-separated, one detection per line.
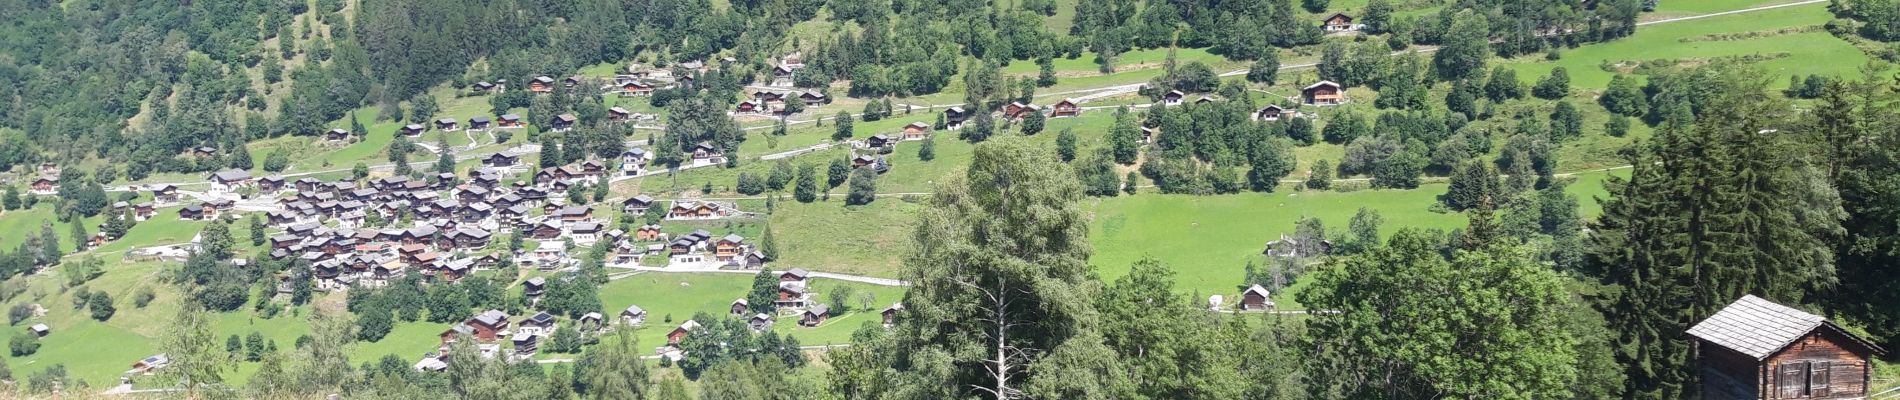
1685 295 1881 360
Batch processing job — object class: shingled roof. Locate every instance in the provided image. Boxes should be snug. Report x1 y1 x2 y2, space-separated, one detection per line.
1687 295 1828 360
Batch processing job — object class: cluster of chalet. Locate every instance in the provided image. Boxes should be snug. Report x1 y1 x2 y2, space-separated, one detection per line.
484 147 653 182
417 307 613 369
24 163 59 195
166 163 676 288
768 52 805 87
610 61 712 96
394 112 589 137
735 90 832 115
664 270 908 358
861 121 934 154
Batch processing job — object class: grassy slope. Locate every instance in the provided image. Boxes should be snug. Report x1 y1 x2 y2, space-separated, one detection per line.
1505 3 1858 90
597 272 905 349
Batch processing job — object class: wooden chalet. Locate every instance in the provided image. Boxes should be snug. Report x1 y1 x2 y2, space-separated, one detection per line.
735 100 764 114
1162 90 1186 105
209 170 254 188
30 176 57 192
1323 13 1359 32
326 128 352 141
1002 102 1041 120
1050 98 1081 118
667 320 699 345
944 106 969 129
400 124 425 136
468 116 491 131
498 114 524 128
901 122 931 140
622 195 655 214
667 201 724 220
1239 285 1274 311
798 92 829 106
529 76 556 93
730 299 749 316
1301 81 1346 106
1254 104 1295 121
550 113 576 132
714 234 744 261
621 305 648 326
800 305 829 327
257 175 285 192
1688 295 1886 399
483 151 520 168
691 142 722 161
435 118 459 132
780 268 810 283
881 303 903 327
619 80 656 96
608 107 631 122
866 134 896 150
634 224 664 241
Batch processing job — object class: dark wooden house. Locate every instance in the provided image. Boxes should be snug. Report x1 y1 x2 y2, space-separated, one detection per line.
1050 98 1080 118
1323 13 1358 32
1687 295 1886 400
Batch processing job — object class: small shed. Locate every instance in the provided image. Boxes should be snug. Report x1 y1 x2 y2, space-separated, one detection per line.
29 324 50 337
1239 285 1274 311
1687 295 1886 399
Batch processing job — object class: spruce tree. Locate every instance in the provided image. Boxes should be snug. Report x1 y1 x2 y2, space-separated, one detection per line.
1443 159 1498 211
1109 107 1140 164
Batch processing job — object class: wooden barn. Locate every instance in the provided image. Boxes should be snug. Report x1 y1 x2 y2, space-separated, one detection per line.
1686 295 1886 400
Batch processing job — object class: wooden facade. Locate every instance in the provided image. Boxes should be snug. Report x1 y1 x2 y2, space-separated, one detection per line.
1701 328 1880 399
1689 295 1886 400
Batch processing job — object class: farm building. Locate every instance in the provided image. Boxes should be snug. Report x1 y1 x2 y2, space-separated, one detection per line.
1687 295 1885 399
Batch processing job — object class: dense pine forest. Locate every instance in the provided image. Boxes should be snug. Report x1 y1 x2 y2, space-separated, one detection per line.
0 0 1896 398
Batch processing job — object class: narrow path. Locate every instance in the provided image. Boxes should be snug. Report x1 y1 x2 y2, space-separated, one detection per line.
607 265 909 287
1636 0 1826 26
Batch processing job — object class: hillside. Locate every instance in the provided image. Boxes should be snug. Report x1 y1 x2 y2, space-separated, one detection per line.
0 0 1895 397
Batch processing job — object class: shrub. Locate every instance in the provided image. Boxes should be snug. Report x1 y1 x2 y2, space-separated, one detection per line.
133 286 156 308
7 303 32 325
88 293 115 321
8 333 39 356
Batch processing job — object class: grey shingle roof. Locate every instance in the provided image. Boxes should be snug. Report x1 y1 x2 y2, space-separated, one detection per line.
1686 295 1824 360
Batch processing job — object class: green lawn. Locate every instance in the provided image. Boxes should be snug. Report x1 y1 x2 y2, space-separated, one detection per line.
598 272 905 351
767 198 924 277
1649 0 1812 16
1085 186 1468 296
1505 3 1858 90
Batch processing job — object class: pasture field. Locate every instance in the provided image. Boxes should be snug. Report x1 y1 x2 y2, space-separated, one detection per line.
1505 2 1857 90
597 272 906 350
